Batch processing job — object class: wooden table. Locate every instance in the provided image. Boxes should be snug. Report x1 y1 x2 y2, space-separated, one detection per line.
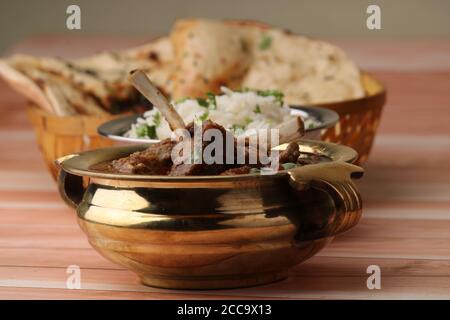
1 37 450 299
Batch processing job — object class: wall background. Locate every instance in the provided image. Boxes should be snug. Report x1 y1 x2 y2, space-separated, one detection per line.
0 0 449 53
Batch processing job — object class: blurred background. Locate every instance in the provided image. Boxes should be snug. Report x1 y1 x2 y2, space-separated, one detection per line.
1 0 449 54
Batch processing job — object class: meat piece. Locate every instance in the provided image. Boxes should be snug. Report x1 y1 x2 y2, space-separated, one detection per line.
220 166 252 176
109 120 302 176
279 142 300 164
297 153 331 166
169 163 229 176
111 139 175 174
168 120 237 176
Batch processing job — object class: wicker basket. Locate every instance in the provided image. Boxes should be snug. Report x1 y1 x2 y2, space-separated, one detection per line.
320 73 386 165
27 107 117 180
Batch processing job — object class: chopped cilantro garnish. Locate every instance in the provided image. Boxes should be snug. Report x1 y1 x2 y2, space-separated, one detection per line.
254 105 261 113
197 98 209 108
136 124 157 139
152 113 161 127
250 168 261 174
235 87 284 104
206 92 217 109
199 110 209 122
236 87 251 93
259 34 272 50
281 162 298 170
256 89 284 104
231 123 246 133
175 97 189 104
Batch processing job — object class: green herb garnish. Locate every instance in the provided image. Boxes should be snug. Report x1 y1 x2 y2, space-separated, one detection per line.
281 162 298 170
136 124 157 139
197 98 209 108
256 89 284 104
152 113 161 127
236 87 284 104
199 110 209 122
254 104 261 113
175 97 189 104
231 123 246 133
259 34 272 50
250 168 261 174
206 92 217 110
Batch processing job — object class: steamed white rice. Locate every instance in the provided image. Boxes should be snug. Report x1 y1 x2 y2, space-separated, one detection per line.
126 87 319 140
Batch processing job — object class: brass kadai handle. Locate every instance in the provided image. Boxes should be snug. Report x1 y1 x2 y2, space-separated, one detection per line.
288 161 364 236
55 154 84 209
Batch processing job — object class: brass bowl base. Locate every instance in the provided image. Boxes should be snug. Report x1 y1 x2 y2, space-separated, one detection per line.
139 271 288 290
83 217 334 290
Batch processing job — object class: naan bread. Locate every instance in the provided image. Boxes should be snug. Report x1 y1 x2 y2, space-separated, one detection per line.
171 19 364 104
170 19 250 100
0 60 53 112
239 27 365 104
0 18 364 116
17 66 107 116
0 37 174 115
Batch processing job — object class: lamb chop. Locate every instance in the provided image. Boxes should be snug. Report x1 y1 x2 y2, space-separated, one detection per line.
279 141 301 164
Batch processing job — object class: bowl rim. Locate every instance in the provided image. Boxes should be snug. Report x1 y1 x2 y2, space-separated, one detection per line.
58 139 358 182
97 105 339 144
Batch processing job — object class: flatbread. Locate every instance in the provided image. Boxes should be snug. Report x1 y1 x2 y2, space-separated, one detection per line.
170 19 364 104
170 19 250 100
0 59 53 112
0 37 174 116
239 27 365 104
0 19 365 116
22 67 107 116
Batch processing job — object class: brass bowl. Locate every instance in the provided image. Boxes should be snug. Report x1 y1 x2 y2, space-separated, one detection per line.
57 140 364 289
